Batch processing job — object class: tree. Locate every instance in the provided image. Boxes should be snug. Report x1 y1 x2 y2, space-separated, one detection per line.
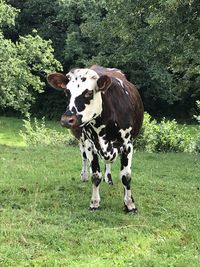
80 0 200 116
4 0 200 118
0 1 62 114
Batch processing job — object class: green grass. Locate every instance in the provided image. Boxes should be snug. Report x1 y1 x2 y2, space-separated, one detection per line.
0 117 25 147
0 116 66 147
0 117 200 266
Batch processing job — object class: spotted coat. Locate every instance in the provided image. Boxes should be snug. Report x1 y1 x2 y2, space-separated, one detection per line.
47 65 143 212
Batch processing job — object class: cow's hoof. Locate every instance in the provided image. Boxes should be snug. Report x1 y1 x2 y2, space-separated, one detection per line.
104 174 114 185
89 200 100 211
81 179 88 182
89 206 100 211
123 205 138 214
108 180 113 185
104 179 113 185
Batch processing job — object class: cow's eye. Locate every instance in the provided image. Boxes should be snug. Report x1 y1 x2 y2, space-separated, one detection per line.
84 90 93 98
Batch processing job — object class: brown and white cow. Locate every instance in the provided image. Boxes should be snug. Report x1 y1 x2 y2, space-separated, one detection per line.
47 65 143 213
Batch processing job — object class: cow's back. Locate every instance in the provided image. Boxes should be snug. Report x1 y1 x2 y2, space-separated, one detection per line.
90 65 144 138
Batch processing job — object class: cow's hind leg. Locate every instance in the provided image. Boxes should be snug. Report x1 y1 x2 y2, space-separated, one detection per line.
120 143 137 213
79 142 88 182
104 163 113 185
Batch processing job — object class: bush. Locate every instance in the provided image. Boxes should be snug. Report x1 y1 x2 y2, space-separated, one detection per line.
20 116 77 146
190 101 200 153
20 113 199 153
135 113 193 153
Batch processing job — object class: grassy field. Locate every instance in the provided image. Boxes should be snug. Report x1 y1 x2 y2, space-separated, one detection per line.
0 116 67 147
0 117 200 266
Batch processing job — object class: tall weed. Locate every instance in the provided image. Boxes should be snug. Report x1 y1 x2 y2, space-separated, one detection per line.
20 116 77 146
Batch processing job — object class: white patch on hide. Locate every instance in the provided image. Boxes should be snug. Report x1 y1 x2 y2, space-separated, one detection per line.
124 188 136 210
116 78 124 88
66 68 103 125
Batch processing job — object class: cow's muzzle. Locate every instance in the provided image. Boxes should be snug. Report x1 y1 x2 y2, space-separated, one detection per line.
60 111 78 128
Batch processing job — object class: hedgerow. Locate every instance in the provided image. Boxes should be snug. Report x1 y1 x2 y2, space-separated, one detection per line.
20 109 199 153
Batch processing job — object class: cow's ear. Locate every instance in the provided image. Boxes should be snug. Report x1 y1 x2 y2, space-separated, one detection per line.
47 73 69 90
97 75 112 92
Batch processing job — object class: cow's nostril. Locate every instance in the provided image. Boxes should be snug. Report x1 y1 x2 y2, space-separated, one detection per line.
60 114 77 128
68 118 74 124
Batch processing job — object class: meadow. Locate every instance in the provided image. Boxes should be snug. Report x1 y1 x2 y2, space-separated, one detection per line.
0 117 200 266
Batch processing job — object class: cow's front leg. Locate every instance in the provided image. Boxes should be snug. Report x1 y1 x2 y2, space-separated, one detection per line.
79 142 88 182
90 152 102 210
120 143 137 213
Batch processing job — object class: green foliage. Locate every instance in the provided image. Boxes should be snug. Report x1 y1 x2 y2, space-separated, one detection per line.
80 0 200 109
190 101 200 153
0 1 62 114
5 0 200 118
193 101 200 124
0 0 18 29
0 32 62 114
30 88 67 120
19 114 199 153
135 113 194 153
20 116 77 146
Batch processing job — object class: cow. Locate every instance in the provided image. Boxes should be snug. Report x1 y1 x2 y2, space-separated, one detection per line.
47 65 144 213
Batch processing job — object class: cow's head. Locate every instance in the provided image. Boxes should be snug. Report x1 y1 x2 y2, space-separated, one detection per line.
47 68 111 128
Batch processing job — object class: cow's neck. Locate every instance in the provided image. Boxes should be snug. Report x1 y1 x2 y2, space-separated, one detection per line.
83 120 120 161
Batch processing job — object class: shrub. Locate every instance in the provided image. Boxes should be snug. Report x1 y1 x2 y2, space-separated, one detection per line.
135 113 193 153
189 101 200 153
20 116 77 146
20 113 199 153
